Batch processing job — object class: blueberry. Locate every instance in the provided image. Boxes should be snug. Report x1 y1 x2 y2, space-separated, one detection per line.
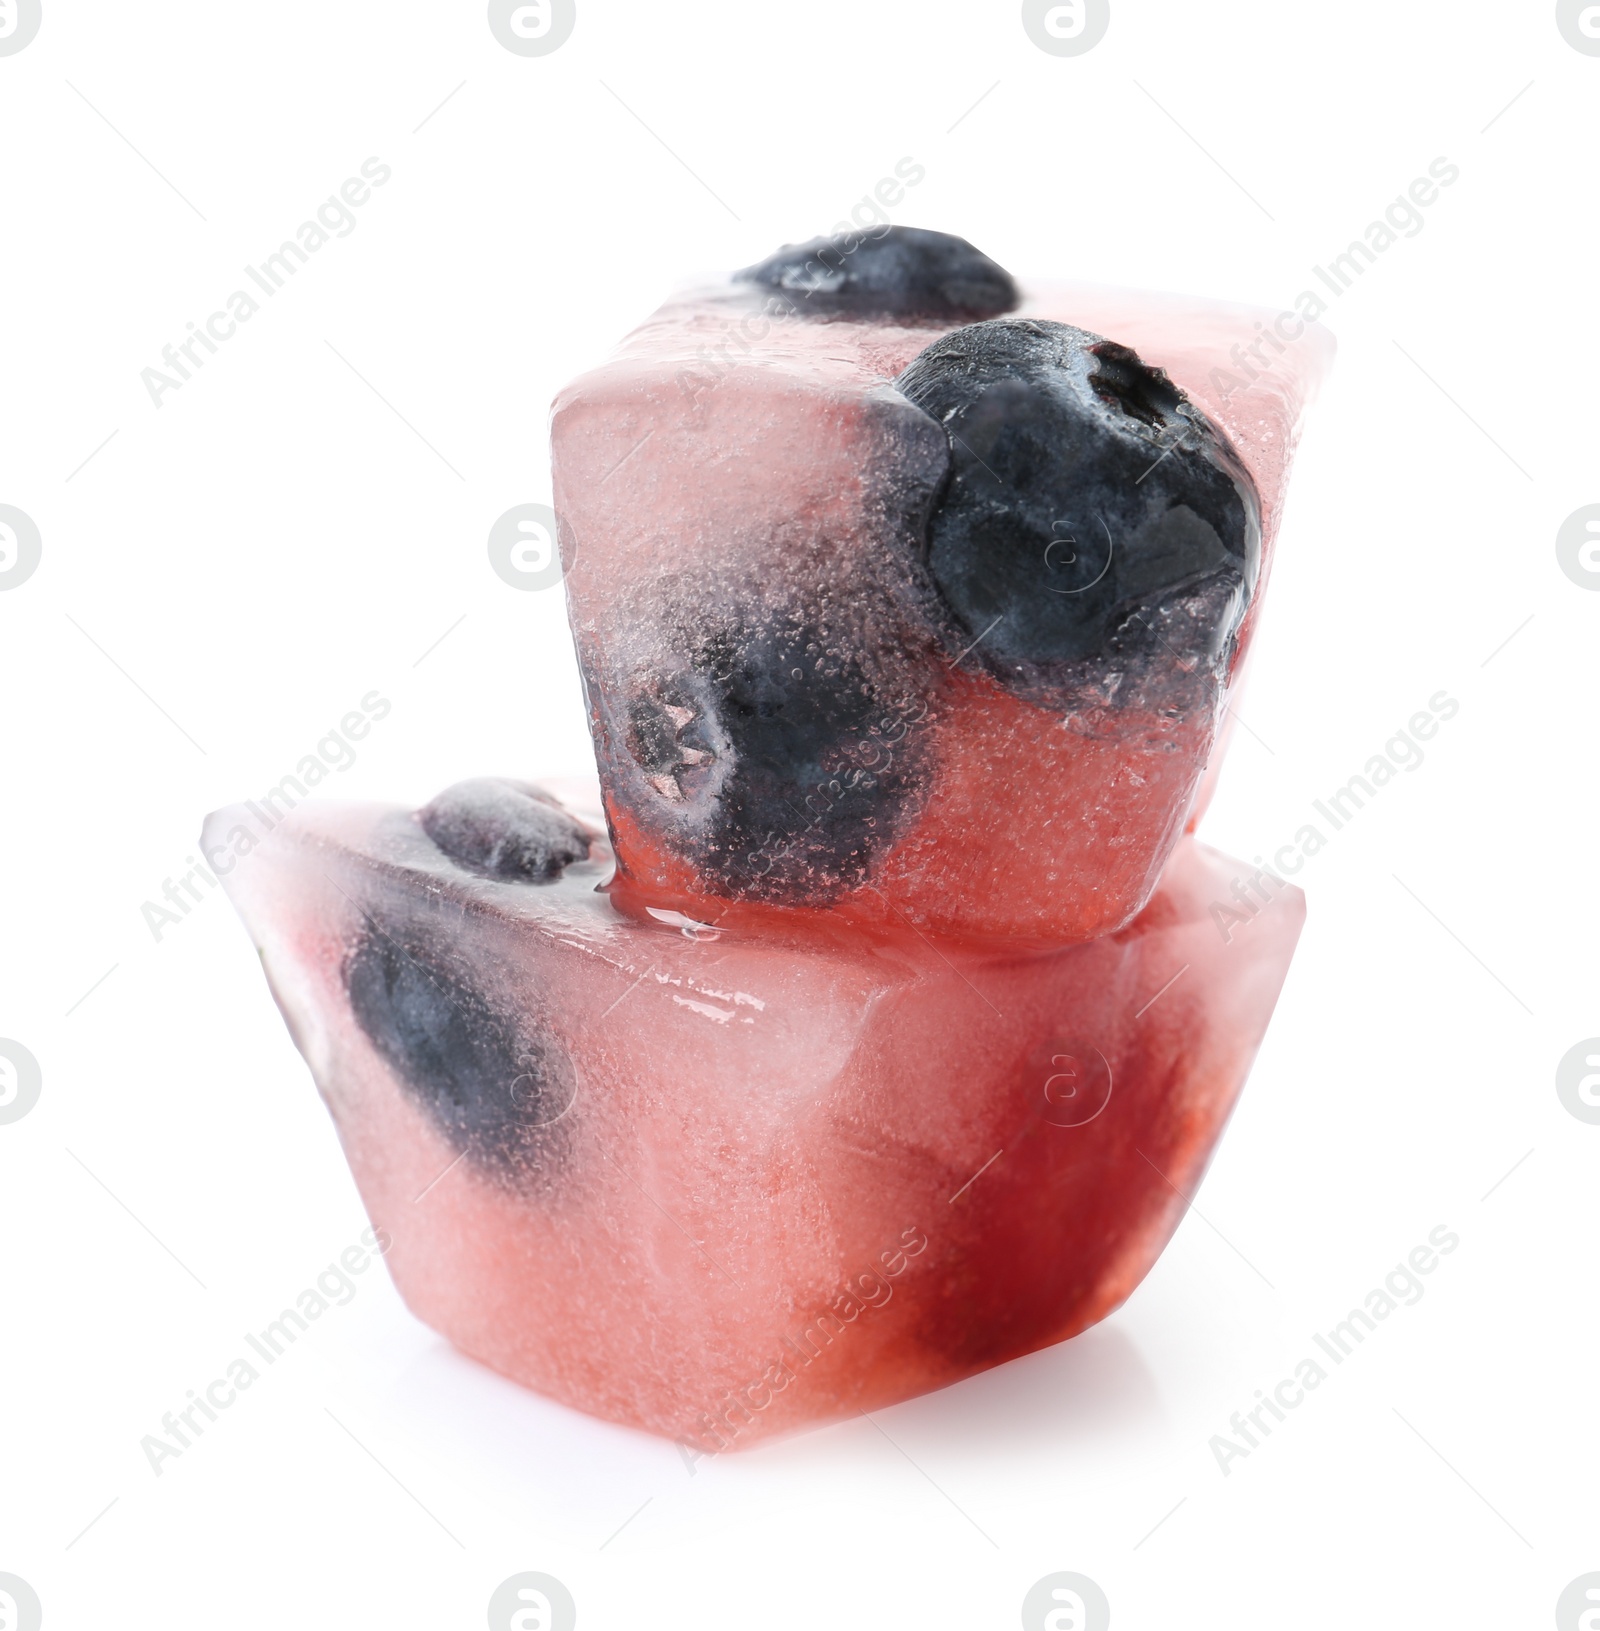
735 226 1018 321
592 603 936 903
418 779 593 883
895 319 1261 689
346 913 573 1183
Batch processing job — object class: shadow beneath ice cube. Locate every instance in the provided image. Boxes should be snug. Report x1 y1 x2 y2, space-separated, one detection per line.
758 1322 1167 1480
890 1323 1165 1448
371 1315 1165 1531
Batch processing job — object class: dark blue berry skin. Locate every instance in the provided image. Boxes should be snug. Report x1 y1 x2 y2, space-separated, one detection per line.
597 603 937 902
419 779 593 883
895 318 1261 694
344 800 587 1184
347 917 574 1184
735 226 1019 321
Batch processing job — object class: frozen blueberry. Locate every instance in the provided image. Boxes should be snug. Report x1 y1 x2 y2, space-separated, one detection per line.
895 318 1261 685
735 226 1018 321
347 912 574 1182
419 779 593 883
596 607 934 903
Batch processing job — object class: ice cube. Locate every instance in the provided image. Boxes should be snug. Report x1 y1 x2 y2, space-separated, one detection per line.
205 777 1303 1448
552 227 1329 944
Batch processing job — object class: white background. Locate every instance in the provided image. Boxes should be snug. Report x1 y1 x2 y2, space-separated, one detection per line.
2 2 1596 1627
